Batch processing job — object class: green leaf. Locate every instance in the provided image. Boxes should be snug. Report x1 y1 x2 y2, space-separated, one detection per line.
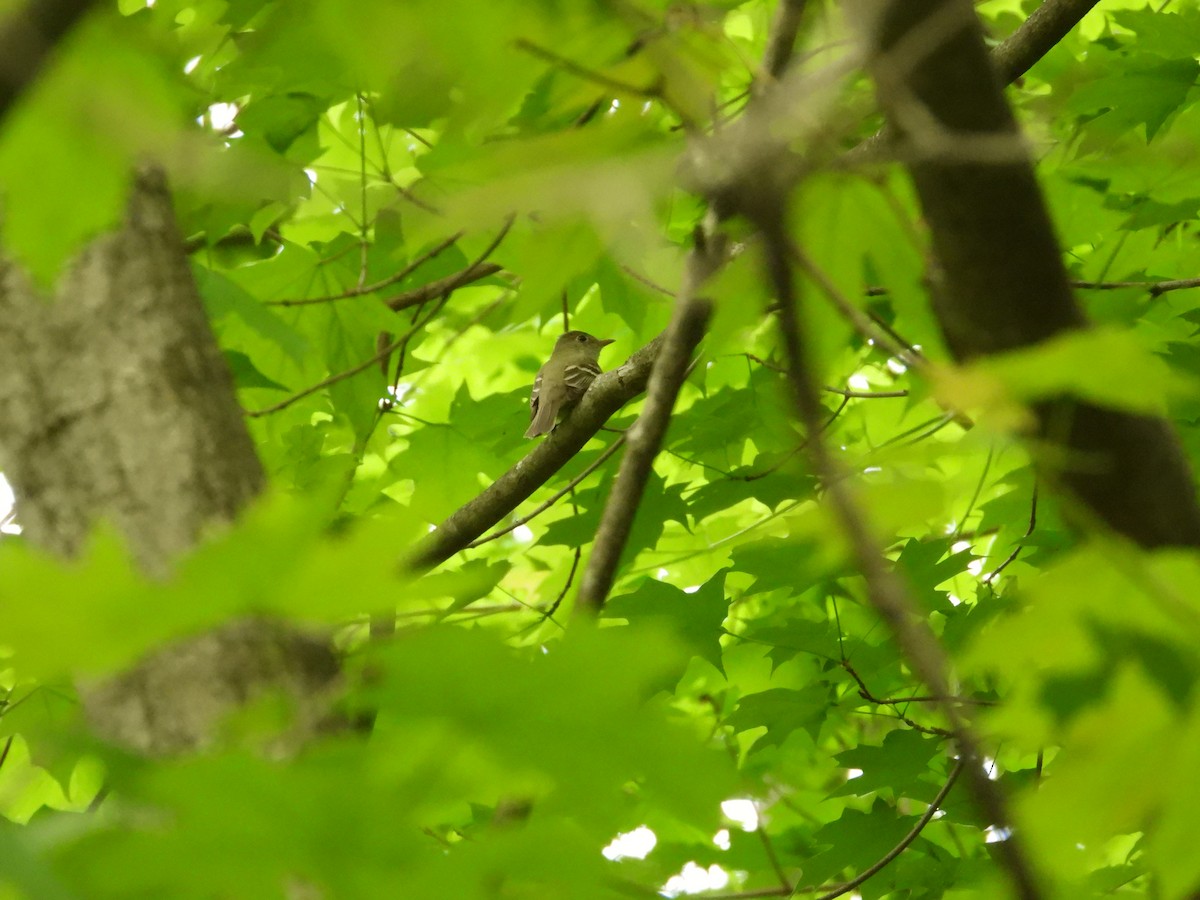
955 326 1193 415
802 799 926 886
605 569 730 674
724 686 828 751
0 15 194 283
1067 54 1198 141
223 350 290 391
832 731 944 802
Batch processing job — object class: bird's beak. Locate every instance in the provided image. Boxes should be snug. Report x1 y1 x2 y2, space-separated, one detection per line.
600 338 616 347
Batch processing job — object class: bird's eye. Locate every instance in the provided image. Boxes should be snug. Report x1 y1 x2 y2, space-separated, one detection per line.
577 334 587 342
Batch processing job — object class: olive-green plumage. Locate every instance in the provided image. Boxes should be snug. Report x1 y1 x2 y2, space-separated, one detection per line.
525 331 614 438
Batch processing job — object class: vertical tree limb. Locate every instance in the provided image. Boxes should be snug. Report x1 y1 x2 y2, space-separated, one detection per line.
844 0 1101 165
858 0 1200 549
575 233 722 614
757 210 1045 900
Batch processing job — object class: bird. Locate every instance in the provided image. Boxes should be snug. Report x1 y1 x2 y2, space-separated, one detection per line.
525 330 615 438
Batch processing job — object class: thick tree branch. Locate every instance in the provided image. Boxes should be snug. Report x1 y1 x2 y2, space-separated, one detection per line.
990 0 1099 84
862 0 1200 549
845 0 1100 166
568 0 827 611
467 435 626 548
425 0 819 591
406 336 667 571
0 0 97 126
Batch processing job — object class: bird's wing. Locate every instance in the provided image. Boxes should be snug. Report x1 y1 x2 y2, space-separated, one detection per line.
562 361 602 398
529 370 542 415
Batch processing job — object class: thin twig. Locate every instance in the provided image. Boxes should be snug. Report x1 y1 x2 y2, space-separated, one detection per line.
695 758 963 900
1071 276 1200 296
870 694 997 707
743 396 849 482
269 231 465 306
383 261 506 312
745 353 910 398
954 444 994 539
245 296 450 417
797 250 974 430
983 484 1038 584
755 817 793 893
515 37 663 101
841 660 952 737
793 250 916 367
255 221 500 420
468 436 627 548
393 602 529 621
759 210 1043 899
356 93 370 290
619 264 676 297
824 387 909 399
810 758 964 900
546 547 582 620
859 277 1200 297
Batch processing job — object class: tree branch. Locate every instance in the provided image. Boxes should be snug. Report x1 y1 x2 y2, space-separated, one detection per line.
862 0 1200 550
246 296 448 417
576 232 722 614
990 0 1099 85
761 0 809 82
755 197 1046 899
844 0 1100 166
695 758 964 900
466 435 626 548
406 335 668 571
812 757 964 900
250 220 515 417
383 261 505 312
1072 276 1200 296
268 231 465 307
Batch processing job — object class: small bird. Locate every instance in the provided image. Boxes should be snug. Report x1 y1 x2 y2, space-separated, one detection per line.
525 330 615 438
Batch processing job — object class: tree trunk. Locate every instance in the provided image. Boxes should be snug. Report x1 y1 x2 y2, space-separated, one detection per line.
0 168 340 755
858 0 1200 549
0 166 264 575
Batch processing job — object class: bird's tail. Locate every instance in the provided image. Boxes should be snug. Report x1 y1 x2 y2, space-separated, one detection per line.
524 401 557 438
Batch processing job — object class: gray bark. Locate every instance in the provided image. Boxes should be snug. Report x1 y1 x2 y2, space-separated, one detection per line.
0 166 264 575
0 168 339 755
80 618 343 757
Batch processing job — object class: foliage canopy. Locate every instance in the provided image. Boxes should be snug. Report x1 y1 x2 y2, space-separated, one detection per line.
4 1 1200 898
